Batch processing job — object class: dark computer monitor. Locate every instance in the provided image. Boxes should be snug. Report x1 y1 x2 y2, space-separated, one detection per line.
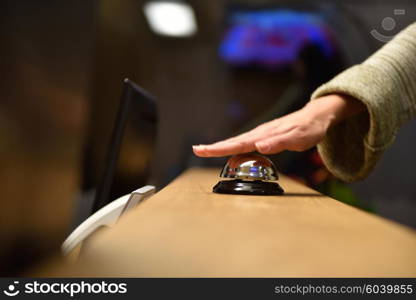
88 78 158 214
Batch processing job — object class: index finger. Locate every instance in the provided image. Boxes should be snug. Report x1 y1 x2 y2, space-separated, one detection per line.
192 140 256 157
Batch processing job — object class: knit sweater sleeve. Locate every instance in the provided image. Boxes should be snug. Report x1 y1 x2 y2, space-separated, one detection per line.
310 23 416 182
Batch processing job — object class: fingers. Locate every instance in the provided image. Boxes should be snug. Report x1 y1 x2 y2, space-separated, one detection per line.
193 108 325 157
194 130 292 157
192 120 292 157
219 124 269 144
255 129 313 154
193 140 256 157
254 133 291 154
192 124 272 157
192 116 302 157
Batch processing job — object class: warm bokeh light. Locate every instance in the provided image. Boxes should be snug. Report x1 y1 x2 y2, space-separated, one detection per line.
144 1 197 37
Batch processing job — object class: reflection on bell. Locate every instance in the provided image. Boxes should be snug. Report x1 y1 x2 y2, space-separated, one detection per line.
213 153 284 195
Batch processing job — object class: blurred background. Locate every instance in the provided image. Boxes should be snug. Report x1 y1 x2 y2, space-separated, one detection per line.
0 0 415 275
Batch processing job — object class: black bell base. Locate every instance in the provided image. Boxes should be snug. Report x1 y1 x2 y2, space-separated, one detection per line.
213 179 284 196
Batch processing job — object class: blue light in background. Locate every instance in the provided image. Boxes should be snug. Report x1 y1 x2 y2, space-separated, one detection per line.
219 10 335 69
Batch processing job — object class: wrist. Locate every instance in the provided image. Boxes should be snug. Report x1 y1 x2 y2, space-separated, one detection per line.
305 94 366 128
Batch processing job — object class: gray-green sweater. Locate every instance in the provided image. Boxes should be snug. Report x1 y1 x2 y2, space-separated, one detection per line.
311 22 416 182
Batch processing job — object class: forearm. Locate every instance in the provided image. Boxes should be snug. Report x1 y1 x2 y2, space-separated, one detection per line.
311 22 416 150
307 22 416 181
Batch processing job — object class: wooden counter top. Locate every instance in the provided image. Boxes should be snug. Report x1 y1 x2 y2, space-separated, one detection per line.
40 168 416 277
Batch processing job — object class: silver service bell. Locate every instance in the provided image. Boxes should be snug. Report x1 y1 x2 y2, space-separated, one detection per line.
213 153 284 195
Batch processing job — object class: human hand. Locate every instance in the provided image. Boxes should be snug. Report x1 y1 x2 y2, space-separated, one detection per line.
193 94 365 157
